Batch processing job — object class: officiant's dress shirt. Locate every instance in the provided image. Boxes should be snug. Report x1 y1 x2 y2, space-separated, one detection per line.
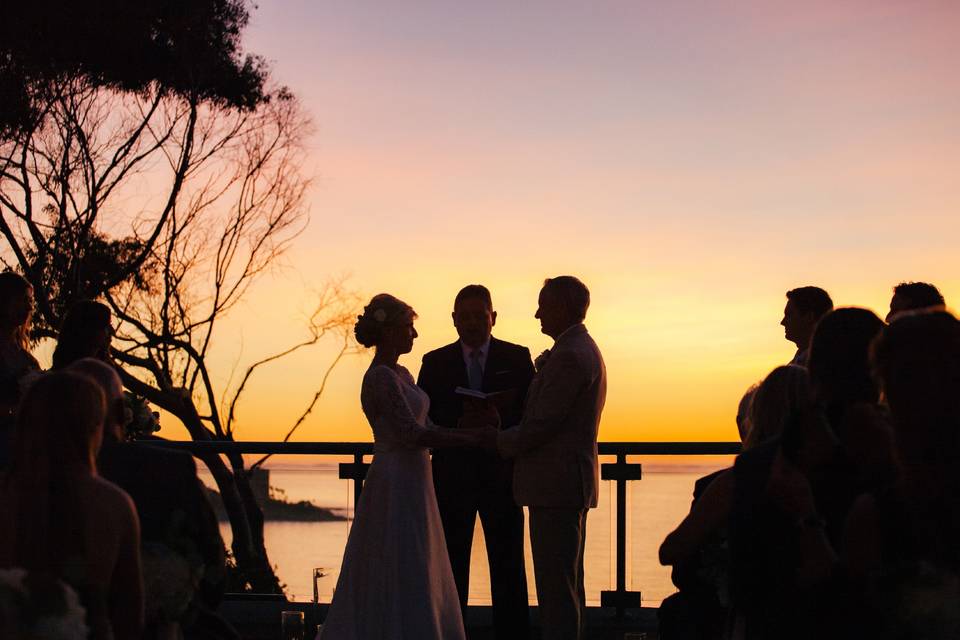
460 337 491 372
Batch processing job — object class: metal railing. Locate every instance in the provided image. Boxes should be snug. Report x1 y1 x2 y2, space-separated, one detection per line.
153 440 741 617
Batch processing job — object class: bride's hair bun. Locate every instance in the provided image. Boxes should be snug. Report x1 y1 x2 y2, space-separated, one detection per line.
354 294 416 348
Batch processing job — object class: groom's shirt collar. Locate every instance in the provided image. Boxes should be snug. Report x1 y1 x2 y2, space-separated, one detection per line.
460 336 492 371
554 323 585 345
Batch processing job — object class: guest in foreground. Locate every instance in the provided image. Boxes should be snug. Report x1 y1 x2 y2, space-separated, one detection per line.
885 280 946 322
418 284 533 638
69 358 234 640
763 310 960 639
728 308 886 640
805 307 893 492
658 365 811 640
780 286 833 366
845 310 960 637
482 276 606 640
0 272 40 468
319 294 495 640
660 365 812 564
0 371 143 640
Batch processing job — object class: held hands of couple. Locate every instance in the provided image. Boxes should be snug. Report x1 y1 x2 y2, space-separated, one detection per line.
457 403 500 451
459 425 499 451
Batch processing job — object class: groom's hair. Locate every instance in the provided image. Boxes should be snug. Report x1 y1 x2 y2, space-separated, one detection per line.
454 284 493 311
543 276 590 322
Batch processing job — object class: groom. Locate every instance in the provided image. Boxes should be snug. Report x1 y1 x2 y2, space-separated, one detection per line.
418 284 534 639
493 276 606 640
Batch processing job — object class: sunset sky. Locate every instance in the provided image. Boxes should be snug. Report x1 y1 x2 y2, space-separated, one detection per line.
156 1 959 445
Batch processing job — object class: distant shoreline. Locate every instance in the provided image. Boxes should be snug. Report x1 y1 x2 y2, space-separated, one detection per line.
205 487 347 522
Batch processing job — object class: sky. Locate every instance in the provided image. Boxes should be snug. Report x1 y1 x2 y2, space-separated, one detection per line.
156 0 960 445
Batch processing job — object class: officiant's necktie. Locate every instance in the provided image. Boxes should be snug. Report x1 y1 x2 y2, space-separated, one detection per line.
468 349 484 390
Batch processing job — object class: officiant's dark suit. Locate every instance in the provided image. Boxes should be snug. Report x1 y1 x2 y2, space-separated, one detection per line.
418 285 534 639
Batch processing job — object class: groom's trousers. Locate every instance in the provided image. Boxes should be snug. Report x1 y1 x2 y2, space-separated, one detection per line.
434 455 530 639
529 507 588 640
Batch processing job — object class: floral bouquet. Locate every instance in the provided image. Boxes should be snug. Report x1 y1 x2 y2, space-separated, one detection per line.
141 542 204 625
534 349 551 372
124 391 160 440
0 568 88 640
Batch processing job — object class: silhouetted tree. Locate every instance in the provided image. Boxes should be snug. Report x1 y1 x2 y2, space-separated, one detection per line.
0 73 356 593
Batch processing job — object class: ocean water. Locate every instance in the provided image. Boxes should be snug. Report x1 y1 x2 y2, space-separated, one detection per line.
200 462 730 605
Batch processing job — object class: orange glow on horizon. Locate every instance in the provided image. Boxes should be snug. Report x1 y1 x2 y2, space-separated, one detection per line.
37 1 957 449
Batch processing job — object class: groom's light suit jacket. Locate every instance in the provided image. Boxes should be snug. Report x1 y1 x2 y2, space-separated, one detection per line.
498 323 607 509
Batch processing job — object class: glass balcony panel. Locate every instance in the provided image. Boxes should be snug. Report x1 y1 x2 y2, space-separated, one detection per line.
193 446 738 607
628 455 735 606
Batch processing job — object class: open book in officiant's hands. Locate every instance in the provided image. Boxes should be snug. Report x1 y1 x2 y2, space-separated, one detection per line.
454 386 517 408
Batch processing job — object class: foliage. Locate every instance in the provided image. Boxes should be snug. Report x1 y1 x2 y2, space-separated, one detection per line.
124 391 161 440
1 0 270 134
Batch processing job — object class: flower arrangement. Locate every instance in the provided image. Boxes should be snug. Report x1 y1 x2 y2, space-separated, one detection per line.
0 569 88 640
141 542 204 625
534 349 551 372
123 391 160 440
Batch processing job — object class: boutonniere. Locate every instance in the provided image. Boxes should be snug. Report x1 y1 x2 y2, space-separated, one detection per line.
534 349 551 372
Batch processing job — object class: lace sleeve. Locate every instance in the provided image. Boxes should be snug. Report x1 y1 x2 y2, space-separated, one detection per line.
363 366 431 447
398 366 438 431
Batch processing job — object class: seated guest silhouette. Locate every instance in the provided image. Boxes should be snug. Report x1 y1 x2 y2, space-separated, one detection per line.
0 371 144 640
418 284 534 638
780 286 833 366
0 272 40 469
805 307 893 490
659 365 812 640
760 311 960 640
68 358 234 640
729 308 887 640
885 281 946 322
844 310 960 638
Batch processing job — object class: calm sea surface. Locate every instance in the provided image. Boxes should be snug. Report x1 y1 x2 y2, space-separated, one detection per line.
200 463 729 606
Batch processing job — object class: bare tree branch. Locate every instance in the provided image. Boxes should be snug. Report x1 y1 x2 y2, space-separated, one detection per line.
250 329 359 470
224 281 358 435
0 78 357 595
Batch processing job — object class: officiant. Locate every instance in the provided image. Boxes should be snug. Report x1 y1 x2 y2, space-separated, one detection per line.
418 284 534 639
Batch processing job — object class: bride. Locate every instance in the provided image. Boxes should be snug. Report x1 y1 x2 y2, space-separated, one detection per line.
319 294 496 640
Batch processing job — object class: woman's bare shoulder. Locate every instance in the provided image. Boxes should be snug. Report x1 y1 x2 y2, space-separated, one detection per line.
85 475 138 521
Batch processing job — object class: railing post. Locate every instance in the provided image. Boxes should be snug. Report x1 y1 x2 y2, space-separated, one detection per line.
338 452 369 509
600 452 642 619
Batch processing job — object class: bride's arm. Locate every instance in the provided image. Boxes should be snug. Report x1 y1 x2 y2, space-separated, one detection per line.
418 424 496 449
369 367 493 449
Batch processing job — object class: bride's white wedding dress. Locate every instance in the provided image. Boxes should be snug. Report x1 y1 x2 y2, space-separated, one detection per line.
318 364 466 640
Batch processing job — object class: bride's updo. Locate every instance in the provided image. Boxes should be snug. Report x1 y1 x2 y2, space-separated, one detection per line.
354 294 417 348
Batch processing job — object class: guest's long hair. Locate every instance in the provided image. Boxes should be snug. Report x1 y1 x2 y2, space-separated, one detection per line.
3 371 106 573
0 272 33 349
872 311 960 573
807 307 885 430
873 311 960 472
52 300 112 369
743 365 811 449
